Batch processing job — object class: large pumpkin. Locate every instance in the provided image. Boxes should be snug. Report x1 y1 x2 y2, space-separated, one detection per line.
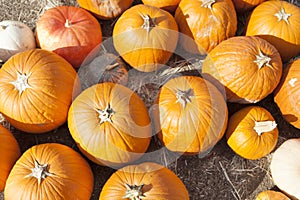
270 138 300 199
99 162 189 200
77 0 133 19
142 0 181 13
113 4 179 72
4 143 93 200
202 36 282 103
0 49 78 133
246 0 300 62
68 82 152 168
175 0 237 55
36 6 102 68
226 106 278 160
0 20 36 62
274 57 300 129
0 124 20 191
151 76 228 155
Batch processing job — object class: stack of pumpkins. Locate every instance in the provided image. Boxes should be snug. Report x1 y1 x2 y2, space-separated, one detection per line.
0 0 299 199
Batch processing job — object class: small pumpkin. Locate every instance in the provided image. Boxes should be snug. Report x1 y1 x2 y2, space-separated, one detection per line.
0 20 36 62
36 6 102 68
68 82 152 168
246 1 300 62
151 76 228 155
256 190 290 200
274 57 300 129
78 53 128 90
0 124 20 192
141 0 181 13
232 0 265 13
4 143 93 200
226 106 278 160
0 49 78 133
99 162 189 200
202 36 282 103
175 0 237 55
77 0 133 19
270 138 300 199
113 4 179 72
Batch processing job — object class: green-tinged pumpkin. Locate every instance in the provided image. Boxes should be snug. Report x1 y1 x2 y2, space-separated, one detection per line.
151 76 228 155
202 36 282 103
4 143 93 200
68 82 152 168
113 4 178 72
99 162 189 200
226 106 278 160
0 49 79 133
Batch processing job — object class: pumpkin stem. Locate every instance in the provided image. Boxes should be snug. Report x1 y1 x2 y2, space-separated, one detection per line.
24 160 54 185
10 71 32 95
254 49 272 69
105 62 120 71
97 104 115 125
274 8 291 24
123 183 146 200
176 89 193 107
201 0 216 9
254 121 277 136
0 25 7 30
141 14 156 33
65 19 72 28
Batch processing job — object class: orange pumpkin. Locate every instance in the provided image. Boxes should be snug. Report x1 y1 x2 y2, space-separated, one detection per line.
202 36 282 103
68 82 152 168
256 190 290 200
77 0 133 19
246 1 300 62
36 6 102 68
142 0 181 13
99 162 189 200
113 4 179 72
0 49 78 133
0 124 20 191
175 0 237 55
4 143 93 199
274 57 300 129
232 0 265 13
151 76 228 155
226 106 278 160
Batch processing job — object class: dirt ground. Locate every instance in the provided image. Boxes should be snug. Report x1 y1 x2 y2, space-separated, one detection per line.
0 0 300 200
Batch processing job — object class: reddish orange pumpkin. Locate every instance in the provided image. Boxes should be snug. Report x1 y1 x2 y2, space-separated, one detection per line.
113 4 179 72
68 82 152 168
99 162 189 200
0 124 20 191
274 57 300 129
36 6 102 68
232 0 265 13
142 0 181 13
226 106 278 160
77 0 133 19
151 76 228 155
0 49 78 133
202 36 282 103
4 143 93 200
175 0 237 55
246 1 300 62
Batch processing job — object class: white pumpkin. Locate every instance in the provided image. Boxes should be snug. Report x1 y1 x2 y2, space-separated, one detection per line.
270 138 300 199
0 20 36 62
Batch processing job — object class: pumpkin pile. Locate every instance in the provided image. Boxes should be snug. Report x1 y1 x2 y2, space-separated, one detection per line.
0 0 300 199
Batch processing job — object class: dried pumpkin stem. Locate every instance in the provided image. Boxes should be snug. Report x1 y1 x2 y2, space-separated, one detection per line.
254 50 272 69
123 183 146 200
176 89 193 107
65 19 72 28
10 71 32 94
201 0 216 9
97 104 115 124
0 25 7 30
274 8 291 24
24 160 54 185
141 14 156 33
253 121 277 136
